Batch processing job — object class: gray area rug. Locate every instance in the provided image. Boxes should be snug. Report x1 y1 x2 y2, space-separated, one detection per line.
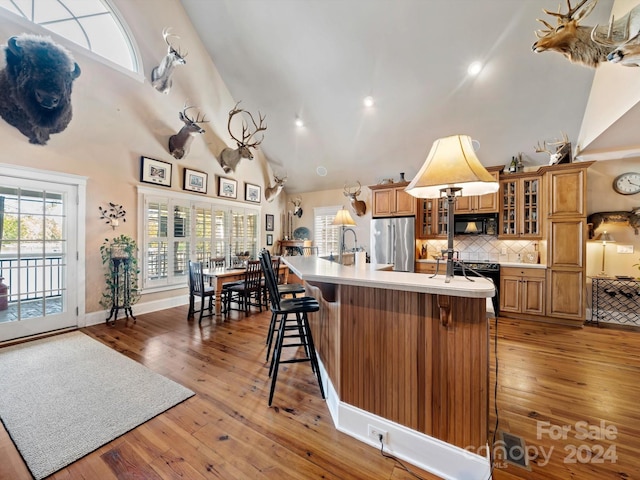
0 331 194 479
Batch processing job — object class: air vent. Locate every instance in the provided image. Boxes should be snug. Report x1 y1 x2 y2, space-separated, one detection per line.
498 430 531 470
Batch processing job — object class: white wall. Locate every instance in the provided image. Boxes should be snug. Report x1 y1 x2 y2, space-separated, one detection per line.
0 1 285 314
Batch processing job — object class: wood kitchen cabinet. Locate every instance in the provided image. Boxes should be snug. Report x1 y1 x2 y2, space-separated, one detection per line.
499 174 542 239
416 197 447 238
500 266 546 316
540 162 593 323
455 166 502 214
369 182 416 217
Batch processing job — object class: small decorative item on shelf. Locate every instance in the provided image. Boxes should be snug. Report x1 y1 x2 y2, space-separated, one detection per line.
98 203 126 229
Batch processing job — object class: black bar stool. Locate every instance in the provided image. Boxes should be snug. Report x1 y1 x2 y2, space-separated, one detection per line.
259 252 325 406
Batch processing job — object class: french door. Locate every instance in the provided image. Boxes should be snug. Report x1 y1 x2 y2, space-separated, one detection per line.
0 168 83 342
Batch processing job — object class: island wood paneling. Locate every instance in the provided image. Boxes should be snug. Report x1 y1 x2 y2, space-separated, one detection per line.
332 284 488 450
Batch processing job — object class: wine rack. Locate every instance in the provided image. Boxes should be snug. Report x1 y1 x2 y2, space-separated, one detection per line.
590 277 640 326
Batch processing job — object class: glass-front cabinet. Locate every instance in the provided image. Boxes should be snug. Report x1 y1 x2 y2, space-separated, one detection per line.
417 198 447 238
499 175 541 239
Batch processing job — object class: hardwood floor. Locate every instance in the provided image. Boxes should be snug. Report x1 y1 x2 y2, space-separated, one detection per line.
1 308 639 479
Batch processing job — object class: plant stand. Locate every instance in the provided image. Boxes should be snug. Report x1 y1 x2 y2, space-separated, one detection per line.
105 257 136 325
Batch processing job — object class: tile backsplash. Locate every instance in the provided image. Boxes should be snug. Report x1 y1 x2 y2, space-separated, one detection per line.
418 236 545 264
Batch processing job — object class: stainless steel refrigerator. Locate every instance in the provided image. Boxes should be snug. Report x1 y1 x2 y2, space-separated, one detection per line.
370 216 415 272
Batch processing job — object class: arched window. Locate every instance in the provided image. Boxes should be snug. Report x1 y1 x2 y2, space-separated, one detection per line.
0 0 140 73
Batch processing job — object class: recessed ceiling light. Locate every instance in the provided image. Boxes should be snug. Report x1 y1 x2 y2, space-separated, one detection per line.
316 166 327 176
467 61 482 76
295 117 304 128
363 96 375 107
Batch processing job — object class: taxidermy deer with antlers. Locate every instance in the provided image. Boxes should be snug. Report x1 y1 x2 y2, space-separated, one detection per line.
151 28 187 94
265 173 287 202
534 131 571 164
168 103 208 159
531 0 640 68
218 102 267 174
291 196 303 218
344 181 367 216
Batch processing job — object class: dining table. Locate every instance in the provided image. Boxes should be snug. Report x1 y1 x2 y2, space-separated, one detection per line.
202 264 289 316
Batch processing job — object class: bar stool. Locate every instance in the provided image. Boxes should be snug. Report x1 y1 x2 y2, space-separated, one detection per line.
261 250 306 361
259 252 325 406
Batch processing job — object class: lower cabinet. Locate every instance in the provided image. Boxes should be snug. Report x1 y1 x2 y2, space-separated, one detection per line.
415 262 438 274
500 267 546 316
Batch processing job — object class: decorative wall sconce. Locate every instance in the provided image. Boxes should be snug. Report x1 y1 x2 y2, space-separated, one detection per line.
99 203 127 229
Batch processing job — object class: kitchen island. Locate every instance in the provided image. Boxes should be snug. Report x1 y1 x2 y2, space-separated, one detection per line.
283 255 494 480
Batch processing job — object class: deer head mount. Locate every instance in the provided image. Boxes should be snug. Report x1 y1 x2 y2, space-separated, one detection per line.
291 196 303 218
532 0 640 68
265 173 287 202
151 28 187 94
344 181 367 216
218 102 267 174
168 103 208 159
534 131 571 164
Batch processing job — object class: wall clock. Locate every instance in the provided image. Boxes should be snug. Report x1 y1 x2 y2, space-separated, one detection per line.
612 172 640 195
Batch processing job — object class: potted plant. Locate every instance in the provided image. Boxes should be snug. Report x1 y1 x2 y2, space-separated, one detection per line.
99 234 141 310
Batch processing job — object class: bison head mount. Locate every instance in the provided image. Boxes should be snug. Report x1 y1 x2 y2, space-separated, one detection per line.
0 34 81 145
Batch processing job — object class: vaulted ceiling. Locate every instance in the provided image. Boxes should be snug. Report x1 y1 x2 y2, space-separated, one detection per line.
181 0 616 193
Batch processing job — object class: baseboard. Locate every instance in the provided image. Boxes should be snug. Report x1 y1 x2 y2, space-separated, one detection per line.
82 294 189 327
316 358 491 480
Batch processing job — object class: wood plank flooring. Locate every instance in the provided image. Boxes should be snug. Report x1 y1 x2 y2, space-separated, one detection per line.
1 308 639 479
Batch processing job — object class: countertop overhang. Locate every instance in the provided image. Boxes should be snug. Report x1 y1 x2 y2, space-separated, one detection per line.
283 256 495 298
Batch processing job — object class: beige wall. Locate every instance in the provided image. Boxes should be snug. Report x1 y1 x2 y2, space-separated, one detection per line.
0 1 285 315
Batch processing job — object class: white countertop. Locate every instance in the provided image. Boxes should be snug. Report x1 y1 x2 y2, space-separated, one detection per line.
283 256 495 298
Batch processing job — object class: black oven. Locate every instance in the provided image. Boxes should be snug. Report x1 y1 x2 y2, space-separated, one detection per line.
453 261 500 317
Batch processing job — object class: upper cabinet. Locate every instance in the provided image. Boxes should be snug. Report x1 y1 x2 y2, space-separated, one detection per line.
369 182 416 217
454 166 502 214
543 165 588 218
499 174 542 239
417 197 447 239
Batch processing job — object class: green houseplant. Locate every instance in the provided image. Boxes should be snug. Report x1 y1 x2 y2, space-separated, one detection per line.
99 234 141 310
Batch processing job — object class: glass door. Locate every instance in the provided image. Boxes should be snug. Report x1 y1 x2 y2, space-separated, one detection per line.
0 178 79 342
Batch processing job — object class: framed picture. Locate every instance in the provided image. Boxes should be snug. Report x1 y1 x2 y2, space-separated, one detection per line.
245 183 261 203
183 168 207 194
140 156 172 187
266 234 273 246
265 214 274 231
218 176 237 199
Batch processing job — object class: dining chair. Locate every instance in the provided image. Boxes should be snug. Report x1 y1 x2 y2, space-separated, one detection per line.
187 260 215 324
259 252 324 406
224 260 264 317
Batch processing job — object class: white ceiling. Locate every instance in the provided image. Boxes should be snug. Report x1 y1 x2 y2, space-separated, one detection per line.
180 0 615 194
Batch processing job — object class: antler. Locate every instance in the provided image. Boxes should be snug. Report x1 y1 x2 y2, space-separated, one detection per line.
227 101 267 148
181 102 208 124
273 173 287 185
591 13 634 46
534 140 554 156
547 131 569 147
344 181 362 196
536 0 596 37
162 27 187 58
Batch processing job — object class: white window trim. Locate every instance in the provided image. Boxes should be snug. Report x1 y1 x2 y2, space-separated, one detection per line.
0 5 144 82
137 185 261 294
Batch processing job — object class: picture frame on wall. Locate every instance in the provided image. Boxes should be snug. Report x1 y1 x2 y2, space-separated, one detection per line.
245 183 261 203
265 214 274 231
183 168 207 194
218 176 237 199
266 234 273 246
140 156 172 187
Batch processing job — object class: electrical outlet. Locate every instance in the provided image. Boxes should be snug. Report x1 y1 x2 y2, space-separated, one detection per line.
368 424 388 444
501 247 507 255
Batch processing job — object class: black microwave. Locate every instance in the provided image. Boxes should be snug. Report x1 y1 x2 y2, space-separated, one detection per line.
453 214 498 235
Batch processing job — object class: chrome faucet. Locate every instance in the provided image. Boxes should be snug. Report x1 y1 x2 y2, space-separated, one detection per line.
339 227 358 265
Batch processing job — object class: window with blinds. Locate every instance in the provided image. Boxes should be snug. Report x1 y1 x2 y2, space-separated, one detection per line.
313 206 340 257
140 189 259 291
